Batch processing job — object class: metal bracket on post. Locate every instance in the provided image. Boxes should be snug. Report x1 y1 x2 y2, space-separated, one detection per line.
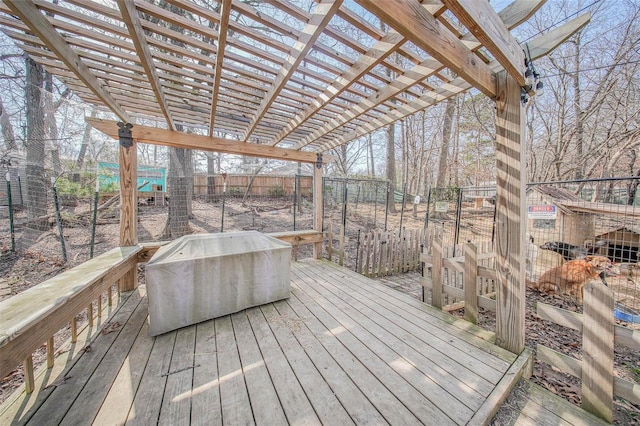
117 122 134 148
315 153 323 169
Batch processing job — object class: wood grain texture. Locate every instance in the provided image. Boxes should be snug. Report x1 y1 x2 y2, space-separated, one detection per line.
313 164 323 258
87 118 326 164
355 0 496 97
3 0 130 122
442 0 525 85
464 243 479 324
581 281 614 423
119 141 138 292
117 0 174 130
0 246 141 379
494 70 525 354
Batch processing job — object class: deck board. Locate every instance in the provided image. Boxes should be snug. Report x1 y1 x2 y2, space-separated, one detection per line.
231 310 287 426
2 260 538 425
190 320 221 426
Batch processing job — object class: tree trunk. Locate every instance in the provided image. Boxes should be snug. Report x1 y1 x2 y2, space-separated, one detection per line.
367 133 375 177
25 56 48 231
436 97 456 188
43 72 62 176
75 110 96 179
0 95 17 150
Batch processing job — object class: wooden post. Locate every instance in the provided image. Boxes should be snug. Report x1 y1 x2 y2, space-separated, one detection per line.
494 70 526 354
582 281 614 422
47 336 55 368
118 125 138 292
23 355 34 394
432 235 443 309
313 155 323 259
464 242 478 324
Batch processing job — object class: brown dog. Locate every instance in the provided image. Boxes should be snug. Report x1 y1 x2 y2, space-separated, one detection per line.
532 256 618 303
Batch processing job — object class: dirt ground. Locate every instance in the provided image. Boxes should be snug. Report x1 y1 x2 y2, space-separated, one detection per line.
1 198 639 424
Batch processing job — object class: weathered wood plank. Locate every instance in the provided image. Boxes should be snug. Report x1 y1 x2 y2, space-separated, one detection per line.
494 69 526 354
464 243 478 324
230 311 287 426
214 316 254 425
467 348 532 426
190 320 221 426
0 246 142 379
301 262 508 383
259 304 354 425
581 281 614 422
60 294 149 425
285 291 420 423
536 302 640 350
245 308 320 425
522 380 609 425
0 291 127 425
158 327 197 425
273 299 388 424
317 261 515 363
93 318 154 426
25 287 144 425
291 280 457 424
294 267 489 415
125 331 176 425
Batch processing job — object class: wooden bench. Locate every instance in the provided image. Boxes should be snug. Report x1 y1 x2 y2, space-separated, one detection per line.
268 230 323 261
0 246 143 390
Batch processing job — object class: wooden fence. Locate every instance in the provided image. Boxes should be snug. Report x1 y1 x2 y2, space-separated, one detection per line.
420 233 640 421
421 235 498 320
536 290 640 422
356 228 426 278
193 174 312 197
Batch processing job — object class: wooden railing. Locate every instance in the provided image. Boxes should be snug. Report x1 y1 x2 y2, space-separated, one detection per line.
536 291 640 422
421 236 497 321
268 230 323 261
0 245 150 393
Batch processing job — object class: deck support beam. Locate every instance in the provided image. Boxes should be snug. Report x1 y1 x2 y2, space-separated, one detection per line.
118 126 138 292
313 155 324 259
494 70 525 354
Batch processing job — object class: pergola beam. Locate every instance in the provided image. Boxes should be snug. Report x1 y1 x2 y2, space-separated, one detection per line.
208 0 231 136
271 31 406 146
86 118 326 164
319 13 590 152
4 0 130 122
243 0 343 141
117 0 175 130
441 0 526 86
355 0 496 98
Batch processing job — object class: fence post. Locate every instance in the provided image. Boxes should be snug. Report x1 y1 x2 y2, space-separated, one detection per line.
582 281 614 423
5 172 15 251
432 234 443 309
464 243 478 324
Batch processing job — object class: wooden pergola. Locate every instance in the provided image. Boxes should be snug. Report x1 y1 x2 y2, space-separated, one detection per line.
0 0 589 354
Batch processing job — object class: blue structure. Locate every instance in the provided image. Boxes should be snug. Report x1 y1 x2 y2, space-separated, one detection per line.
98 162 166 192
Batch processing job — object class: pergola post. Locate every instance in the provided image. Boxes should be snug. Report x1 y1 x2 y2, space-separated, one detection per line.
313 154 323 259
494 70 526 354
118 123 138 292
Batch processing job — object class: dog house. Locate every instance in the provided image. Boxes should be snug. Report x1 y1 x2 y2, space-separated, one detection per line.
526 185 593 246
593 227 640 263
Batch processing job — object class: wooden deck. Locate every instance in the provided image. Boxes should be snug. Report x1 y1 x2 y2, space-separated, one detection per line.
1 260 529 425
